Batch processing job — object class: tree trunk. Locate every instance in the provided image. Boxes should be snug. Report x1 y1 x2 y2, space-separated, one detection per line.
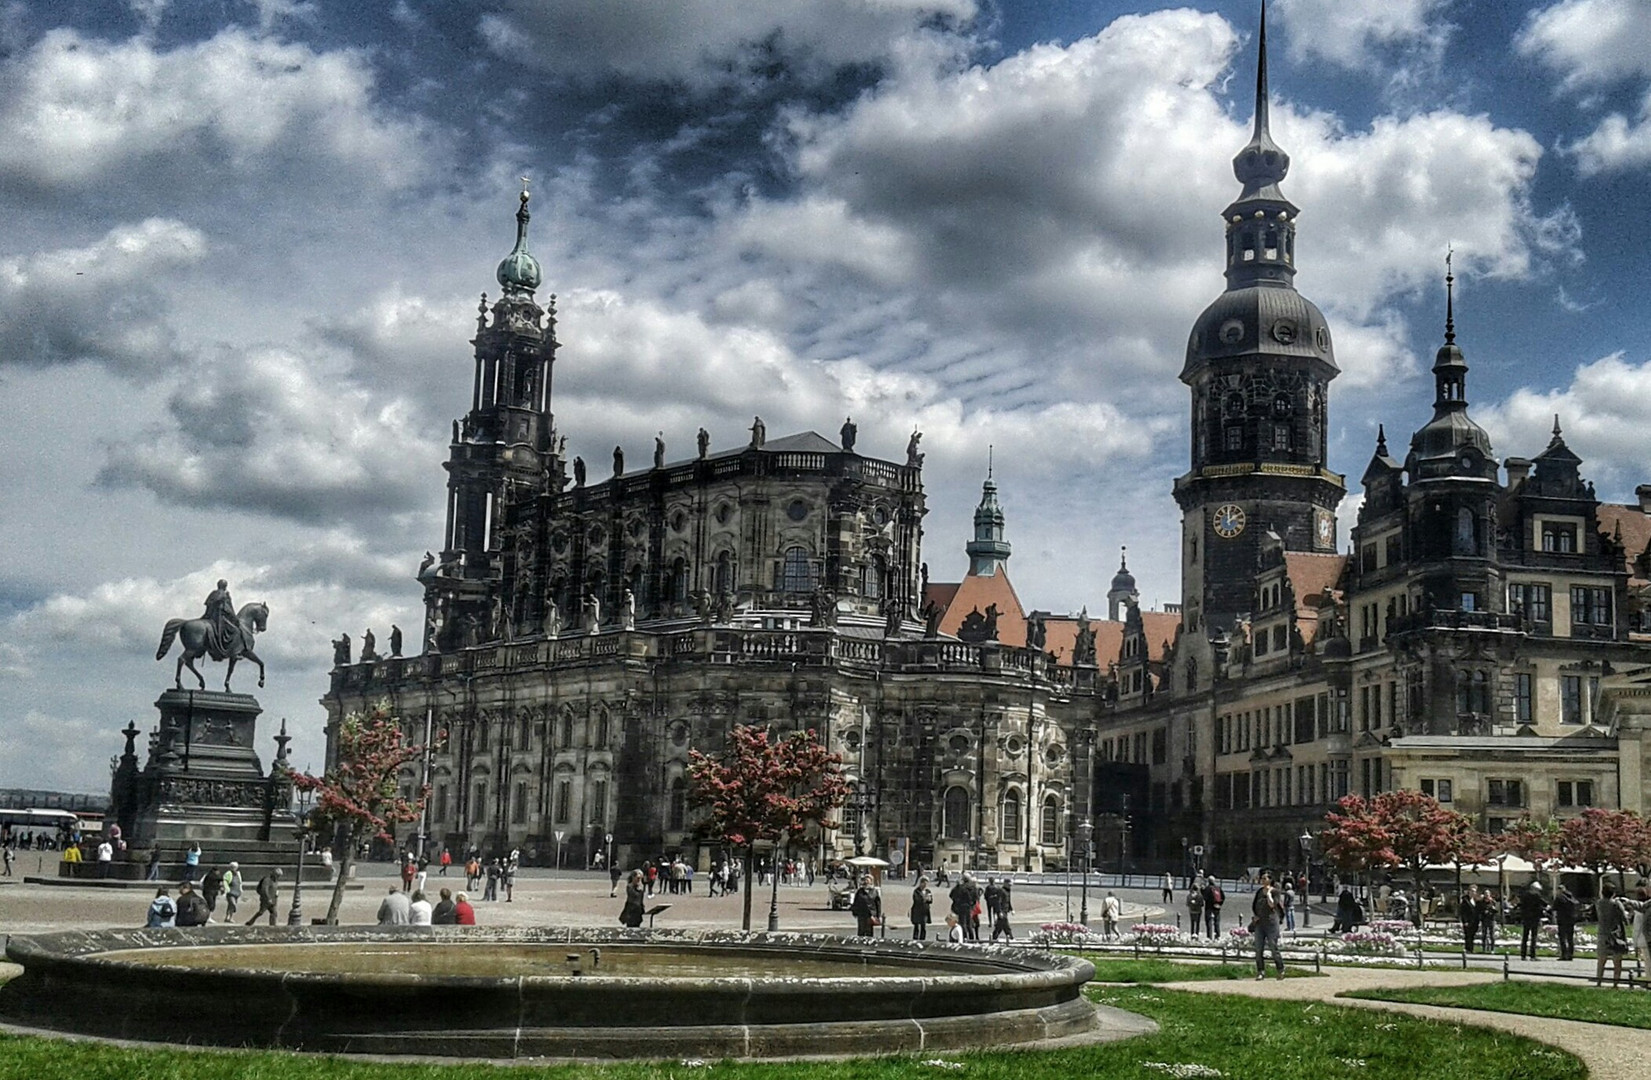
325 833 357 925
742 846 755 931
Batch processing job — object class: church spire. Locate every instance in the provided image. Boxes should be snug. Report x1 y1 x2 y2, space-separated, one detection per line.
1432 252 1468 412
966 466 1011 576
496 180 543 297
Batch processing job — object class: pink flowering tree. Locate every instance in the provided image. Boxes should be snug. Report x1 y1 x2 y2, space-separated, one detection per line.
1558 808 1651 889
292 703 442 924
688 724 849 931
1321 790 1469 922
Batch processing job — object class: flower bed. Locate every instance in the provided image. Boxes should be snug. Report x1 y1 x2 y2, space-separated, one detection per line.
1337 931 1404 956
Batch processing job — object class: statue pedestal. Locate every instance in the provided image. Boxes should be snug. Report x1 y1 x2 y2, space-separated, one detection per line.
94 690 324 884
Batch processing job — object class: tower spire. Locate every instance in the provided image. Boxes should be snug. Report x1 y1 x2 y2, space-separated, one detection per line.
1375 423 1388 456
1254 0 1271 142
1444 248 1456 345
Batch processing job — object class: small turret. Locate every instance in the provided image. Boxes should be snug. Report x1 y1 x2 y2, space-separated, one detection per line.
965 453 1011 576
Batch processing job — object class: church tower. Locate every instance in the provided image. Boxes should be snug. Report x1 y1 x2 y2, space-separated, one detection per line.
1174 10 1344 639
966 463 1012 576
425 186 562 650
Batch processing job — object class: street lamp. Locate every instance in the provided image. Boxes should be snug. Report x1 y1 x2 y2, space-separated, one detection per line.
286 785 314 927
1078 818 1093 926
1298 830 1314 928
767 839 784 932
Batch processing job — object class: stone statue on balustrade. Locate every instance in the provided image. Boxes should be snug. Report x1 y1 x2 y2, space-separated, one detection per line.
1073 609 1097 667
542 597 561 639
389 624 403 657
331 633 351 668
809 586 837 628
621 588 637 630
361 628 378 662
585 593 603 635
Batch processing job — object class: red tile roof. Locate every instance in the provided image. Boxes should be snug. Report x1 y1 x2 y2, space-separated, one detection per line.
1598 503 1651 587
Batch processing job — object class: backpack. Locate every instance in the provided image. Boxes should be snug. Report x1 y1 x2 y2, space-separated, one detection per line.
1210 886 1223 906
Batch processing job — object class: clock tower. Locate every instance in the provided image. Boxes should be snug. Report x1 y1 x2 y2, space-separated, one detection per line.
1174 10 1345 639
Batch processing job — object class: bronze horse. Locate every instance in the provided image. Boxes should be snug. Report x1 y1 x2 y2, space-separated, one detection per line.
155 601 269 692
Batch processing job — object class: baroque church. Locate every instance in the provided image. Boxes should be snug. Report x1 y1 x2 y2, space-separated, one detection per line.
325 20 1651 877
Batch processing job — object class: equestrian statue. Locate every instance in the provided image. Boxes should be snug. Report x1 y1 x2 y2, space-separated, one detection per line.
155 578 269 692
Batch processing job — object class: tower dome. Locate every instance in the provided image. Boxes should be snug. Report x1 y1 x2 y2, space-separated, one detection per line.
495 187 542 296
1406 256 1495 481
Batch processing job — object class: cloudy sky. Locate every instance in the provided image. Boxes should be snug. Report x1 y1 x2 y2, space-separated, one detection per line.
3 0 1650 795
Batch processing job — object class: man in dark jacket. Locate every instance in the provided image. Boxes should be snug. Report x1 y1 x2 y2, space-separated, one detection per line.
1201 878 1225 938
201 866 224 913
1517 882 1547 960
245 868 282 925
431 887 458 925
949 873 980 941
1553 884 1579 961
174 882 211 927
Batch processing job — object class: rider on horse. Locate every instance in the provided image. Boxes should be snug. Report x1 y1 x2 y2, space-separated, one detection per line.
201 579 246 661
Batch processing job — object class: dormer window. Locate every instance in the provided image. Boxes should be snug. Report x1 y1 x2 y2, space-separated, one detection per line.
1541 523 1577 553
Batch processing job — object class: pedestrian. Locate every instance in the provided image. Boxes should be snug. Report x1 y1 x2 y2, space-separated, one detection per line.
201 866 224 913
1160 871 1173 904
144 846 161 881
948 872 980 942
1334 886 1360 934
454 890 477 925
466 855 481 891
400 854 416 893
1102 891 1121 940
1477 889 1498 952
439 847 452 876
1633 881 1651 975
910 875 933 940
175 882 210 927
502 859 515 902
409 889 433 926
96 838 114 877
1 845 12 878
850 875 882 937
1202 877 1224 938
1186 881 1204 934
1460 884 1480 952
620 869 646 928
224 861 243 920
1517 881 1546 961
983 877 1003 928
610 862 624 898
415 852 429 896
1596 881 1638 986
1282 880 1296 931
944 912 965 944
1251 872 1286 979
1552 883 1579 961
377 886 411 925
245 868 282 926
991 882 1015 941
484 859 500 901
432 887 457 925
184 841 201 882
146 887 176 928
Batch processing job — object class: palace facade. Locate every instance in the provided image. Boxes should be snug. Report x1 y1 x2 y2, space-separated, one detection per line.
325 23 1651 876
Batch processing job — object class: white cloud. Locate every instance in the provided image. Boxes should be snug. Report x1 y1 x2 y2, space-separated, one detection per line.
1478 351 1651 492
1274 0 1453 72
0 218 206 374
97 344 442 524
0 27 430 191
478 0 977 90
1517 0 1651 174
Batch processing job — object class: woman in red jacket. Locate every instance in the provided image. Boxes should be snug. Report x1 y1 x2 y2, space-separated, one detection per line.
453 891 477 925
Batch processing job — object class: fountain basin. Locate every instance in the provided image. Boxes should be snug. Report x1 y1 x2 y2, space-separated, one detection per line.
1 926 1103 1059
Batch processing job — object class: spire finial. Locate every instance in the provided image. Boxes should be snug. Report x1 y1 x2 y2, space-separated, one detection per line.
987 444 994 480
1553 414 1563 439
1254 0 1271 141
1444 247 1456 345
1376 423 1388 456
1120 545 1128 571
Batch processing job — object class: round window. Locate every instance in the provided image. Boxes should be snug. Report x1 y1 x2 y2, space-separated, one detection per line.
843 729 862 752
948 734 969 755
1004 735 1023 756
715 503 733 525
1045 743 1064 765
786 499 809 522
872 506 890 526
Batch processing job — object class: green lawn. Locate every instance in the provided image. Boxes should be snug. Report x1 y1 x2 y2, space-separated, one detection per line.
1082 956 1320 982
1344 980 1651 1030
0 988 1581 1080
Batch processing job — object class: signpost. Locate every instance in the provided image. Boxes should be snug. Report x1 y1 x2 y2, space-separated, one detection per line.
554 830 565 876
606 832 614 873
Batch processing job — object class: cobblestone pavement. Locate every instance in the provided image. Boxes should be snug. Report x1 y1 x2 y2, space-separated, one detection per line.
1165 965 1651 1080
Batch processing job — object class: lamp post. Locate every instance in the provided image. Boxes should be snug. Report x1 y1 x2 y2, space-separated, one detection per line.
1298 830 1314 928
767 839 784 932
1078 817 1093 926
286 785 313 927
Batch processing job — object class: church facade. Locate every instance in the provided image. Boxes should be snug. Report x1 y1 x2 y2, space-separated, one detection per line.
325 21 1651 877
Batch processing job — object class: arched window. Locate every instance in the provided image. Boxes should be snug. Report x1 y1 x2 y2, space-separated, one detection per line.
1041 796 1062 845
1001 789 1022 842
668 557 689 603
594 710 610 749
943 787 971 840
668 776 687 832
627 565 647 611
862 556 885 600
713 551 734 595
559 711 574 748
779 547 813 593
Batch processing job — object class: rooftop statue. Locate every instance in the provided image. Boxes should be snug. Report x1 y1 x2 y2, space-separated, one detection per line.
156 579 269 691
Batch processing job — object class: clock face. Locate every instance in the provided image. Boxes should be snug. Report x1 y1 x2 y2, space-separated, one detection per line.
1212 504 1247 539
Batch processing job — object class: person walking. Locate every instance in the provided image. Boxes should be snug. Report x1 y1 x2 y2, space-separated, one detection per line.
1202 877 1224 938
1282 880 1296 931
1251 872 1286 979
1186 881 1204 936
201 865 224 914
1596 881 1637 986
1160 871 1173 904
619 870 646 928
1517 881 1547 961
851 875 882 937
991 882 1015 941
439 847 452 876
909 876 933 940
245 869 282 926
224 861 243 920
483 859 500 902
611 861 624 898
1477 889 1499 952
1102 891 1121 940
1459 884 1480 953
1552 883 1579 961
949 873 980 942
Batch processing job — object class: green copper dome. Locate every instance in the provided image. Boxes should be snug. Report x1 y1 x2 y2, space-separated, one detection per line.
496 188 542 295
